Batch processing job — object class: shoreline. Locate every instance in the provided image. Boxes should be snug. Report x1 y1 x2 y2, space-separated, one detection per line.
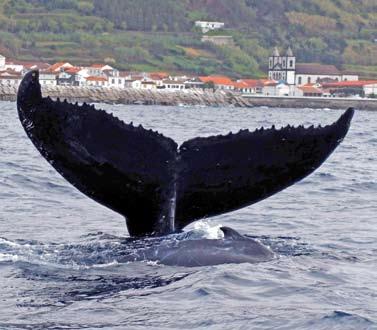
1 85 376 110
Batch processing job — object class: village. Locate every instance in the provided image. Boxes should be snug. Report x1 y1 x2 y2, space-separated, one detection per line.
0 44 377 99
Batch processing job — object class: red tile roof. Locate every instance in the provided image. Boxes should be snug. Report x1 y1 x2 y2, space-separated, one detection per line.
149 72 169 80
5 59 50 70
0 68 21 76
48 62 72 72
0 70 22 78
322 80 377 88
263 80 278 86
232 81 248 89
298 85 323 94
65 67 82 74
91 64 105 68
86 76 108 82
238 79 265 88
199 76 234 86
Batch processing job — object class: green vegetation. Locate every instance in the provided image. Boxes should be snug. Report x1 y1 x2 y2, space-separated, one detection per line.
0 0 376 77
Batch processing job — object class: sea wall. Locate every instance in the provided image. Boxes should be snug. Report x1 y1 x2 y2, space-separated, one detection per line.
1 85 376 110
242 95 377 111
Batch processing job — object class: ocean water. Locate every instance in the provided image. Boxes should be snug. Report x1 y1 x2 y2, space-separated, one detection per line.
0 101 376 329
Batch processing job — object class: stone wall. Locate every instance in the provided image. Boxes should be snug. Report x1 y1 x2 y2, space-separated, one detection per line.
1 85 376 110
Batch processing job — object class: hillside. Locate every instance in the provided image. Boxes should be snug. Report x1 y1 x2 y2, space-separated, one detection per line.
0 0 376 77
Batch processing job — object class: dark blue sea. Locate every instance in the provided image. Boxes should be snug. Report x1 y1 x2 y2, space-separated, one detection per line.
0 101 376 329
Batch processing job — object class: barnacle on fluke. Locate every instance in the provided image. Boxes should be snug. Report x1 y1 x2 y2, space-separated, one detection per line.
17 70 354 237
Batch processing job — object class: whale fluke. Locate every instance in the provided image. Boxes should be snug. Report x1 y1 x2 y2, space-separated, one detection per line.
17 71 354 237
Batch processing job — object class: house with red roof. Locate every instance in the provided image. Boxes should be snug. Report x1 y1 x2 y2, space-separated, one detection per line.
321 80 377 97
296 84 323 97
124 79 142 89
56 67 84 86
0 69 22 87
162 79 186 91
48 62 73 73
236 79 265 94
85 76 109 87
262 80 290 96
86 64 115 77
5 59 50 73
199 76 235 90
39 71 58 86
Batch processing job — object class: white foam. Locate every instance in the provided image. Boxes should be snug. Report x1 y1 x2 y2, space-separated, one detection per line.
0 238 21 247
192 220 224 239
0 253 19 262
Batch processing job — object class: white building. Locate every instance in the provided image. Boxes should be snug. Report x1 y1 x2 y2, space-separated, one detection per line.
0 71 22 87
364 82 377 96
124 79 142 89
295 63 343 85
341 74 359 81
263 81 290 96
195 21 225 33
39 71 57 86
85 76 109 87
0 55 6 70
108 76 126 88
140 79 157 90
269 47 359 87
162 79 186 91
86 64 115 76
48 62 74 73
268 47 296 85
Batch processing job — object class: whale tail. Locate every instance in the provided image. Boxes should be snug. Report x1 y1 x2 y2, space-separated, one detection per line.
17 70 354 237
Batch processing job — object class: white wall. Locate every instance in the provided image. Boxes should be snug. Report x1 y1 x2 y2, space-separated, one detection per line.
0 55 5 69
0 78 21 86
296 74 342 85
342 74 359 81
364 83 377 96
195 21 224 33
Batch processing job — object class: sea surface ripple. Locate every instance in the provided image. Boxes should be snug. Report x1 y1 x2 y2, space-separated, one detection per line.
0 102 376 329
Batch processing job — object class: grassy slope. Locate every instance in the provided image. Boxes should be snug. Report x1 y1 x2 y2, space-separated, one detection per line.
0 0 375 78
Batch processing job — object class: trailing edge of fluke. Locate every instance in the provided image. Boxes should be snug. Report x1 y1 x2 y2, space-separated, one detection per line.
17 70 354 237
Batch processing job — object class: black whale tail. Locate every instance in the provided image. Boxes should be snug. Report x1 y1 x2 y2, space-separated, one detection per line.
17 70 354 237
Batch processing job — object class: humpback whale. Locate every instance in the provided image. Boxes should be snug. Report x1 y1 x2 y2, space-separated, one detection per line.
120 227 274 266
17 70 354 240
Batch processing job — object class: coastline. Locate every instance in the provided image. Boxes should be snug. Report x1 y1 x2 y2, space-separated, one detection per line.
1 85 376 110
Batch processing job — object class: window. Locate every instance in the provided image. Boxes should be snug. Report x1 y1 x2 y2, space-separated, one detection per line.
298 77 302 85
307 77 311 84
289 60 293 67
112 79 115 84
269 59 272 68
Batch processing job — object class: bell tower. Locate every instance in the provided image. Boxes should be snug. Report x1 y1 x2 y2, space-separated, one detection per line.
268 47 296 85
284 47 296 85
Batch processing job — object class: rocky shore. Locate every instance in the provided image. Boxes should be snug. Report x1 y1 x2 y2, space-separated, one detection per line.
1 85 376 110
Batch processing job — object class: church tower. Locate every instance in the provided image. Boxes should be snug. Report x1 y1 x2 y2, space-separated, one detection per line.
268 47 296 85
